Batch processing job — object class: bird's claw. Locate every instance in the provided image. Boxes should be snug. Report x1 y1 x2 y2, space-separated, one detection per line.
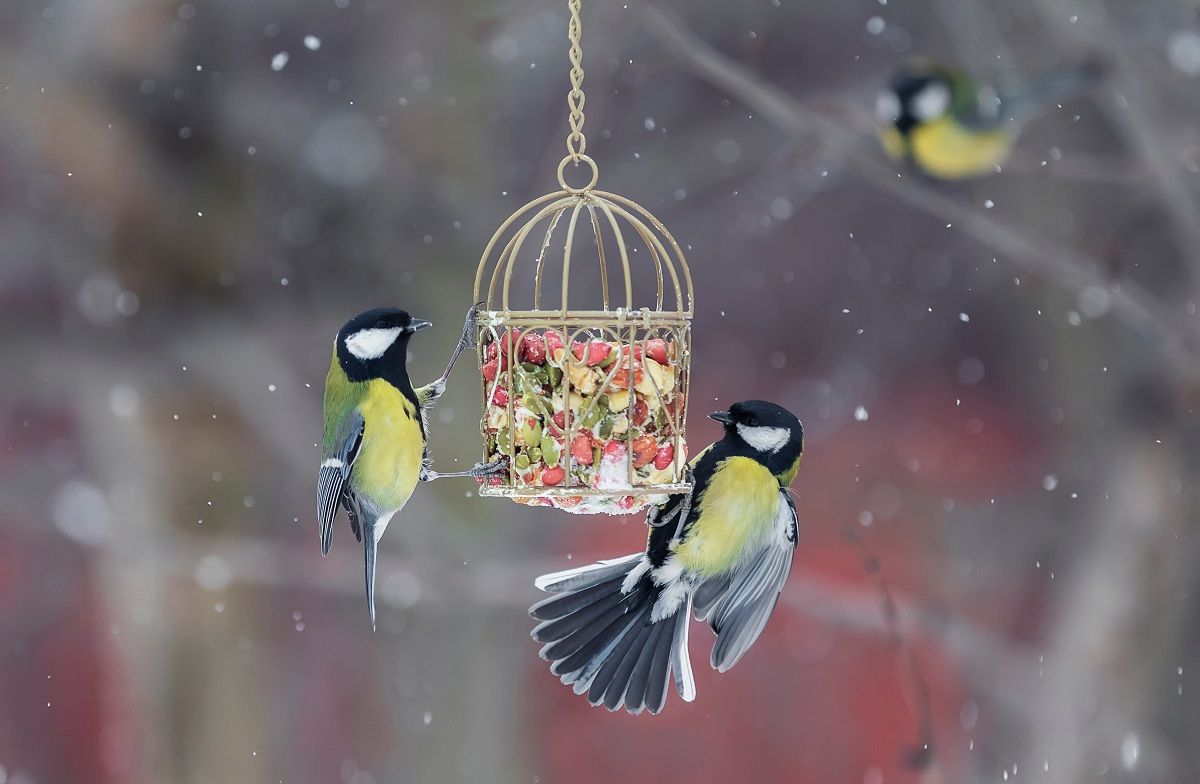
475 457 508 476
461 301 485 351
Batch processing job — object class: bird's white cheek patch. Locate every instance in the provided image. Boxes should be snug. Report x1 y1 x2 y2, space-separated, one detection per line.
345 327 402 360
912 83 950 120
737 424 790 454
875 90 901 122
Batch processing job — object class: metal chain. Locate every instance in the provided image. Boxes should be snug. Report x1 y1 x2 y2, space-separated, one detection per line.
565 0 587 160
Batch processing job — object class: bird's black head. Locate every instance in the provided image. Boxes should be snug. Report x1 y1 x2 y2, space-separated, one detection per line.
709 400 804 473
877 61 954 134
334 307 431 384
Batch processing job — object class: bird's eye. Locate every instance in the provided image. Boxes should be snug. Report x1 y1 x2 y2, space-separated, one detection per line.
745 416 759 427
374 319 388 329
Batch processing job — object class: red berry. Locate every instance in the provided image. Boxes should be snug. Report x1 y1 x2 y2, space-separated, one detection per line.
520 333 547 364
482 358 499 382
551 410 567 432
541 466 566 486
603 441 626 460
631 435 658 468
572 340 612 366
653 444 675 471
618 495 636 510
491 386 509 406
570 434 594 465
631 398 649 425
645 338 669 365
544 330 565 356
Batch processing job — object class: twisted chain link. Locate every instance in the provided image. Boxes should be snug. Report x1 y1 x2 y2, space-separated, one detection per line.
564 0 586 160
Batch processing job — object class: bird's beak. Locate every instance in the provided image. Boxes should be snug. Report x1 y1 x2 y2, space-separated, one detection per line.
708 411 734 425
408 318 433 333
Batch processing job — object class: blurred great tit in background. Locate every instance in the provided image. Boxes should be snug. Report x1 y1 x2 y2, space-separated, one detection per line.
318 304 502 628
875 57 1105 179
530 400 803 714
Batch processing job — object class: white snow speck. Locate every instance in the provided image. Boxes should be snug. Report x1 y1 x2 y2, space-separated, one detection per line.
643 117 656 131
959 312 970 323
854 405 869 422
195 555 233 591
109 384 141 418
271 52 289 71
304 35 321 51
423 711 433 725
1078 285 1111 318
1043 474 1058 491
1168 30 1200 76
1121 733 1140 770
866 16 886 34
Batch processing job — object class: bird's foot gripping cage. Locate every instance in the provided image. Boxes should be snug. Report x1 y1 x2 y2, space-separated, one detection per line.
473 1 693 515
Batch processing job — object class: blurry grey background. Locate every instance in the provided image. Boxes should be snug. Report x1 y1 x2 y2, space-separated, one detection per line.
2 1 1200 782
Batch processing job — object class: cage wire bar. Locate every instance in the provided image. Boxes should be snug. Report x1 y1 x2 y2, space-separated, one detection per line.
472 0 694 512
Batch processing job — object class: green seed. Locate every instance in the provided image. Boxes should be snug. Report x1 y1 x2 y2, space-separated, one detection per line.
598 417 613 439
514 454 530 470
528 447 543 463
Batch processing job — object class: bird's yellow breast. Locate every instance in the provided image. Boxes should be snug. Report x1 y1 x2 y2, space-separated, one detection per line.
908 116 1014 180
352 380 424 509
674 456 779 576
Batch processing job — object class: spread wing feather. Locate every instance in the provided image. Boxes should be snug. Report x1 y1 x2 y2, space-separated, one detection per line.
702 491 798 672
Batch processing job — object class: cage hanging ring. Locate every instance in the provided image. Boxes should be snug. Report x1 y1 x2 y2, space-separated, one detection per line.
557 154 599 194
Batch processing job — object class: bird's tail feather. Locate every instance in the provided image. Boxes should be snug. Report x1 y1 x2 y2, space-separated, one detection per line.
530 555 694 714
363 518 377 631
1004 57 1106 119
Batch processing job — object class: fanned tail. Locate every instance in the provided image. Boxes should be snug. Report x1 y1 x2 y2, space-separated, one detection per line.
530 555 695 715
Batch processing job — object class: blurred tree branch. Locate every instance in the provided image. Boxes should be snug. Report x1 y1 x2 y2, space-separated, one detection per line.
635 3 1200 381
1029 0 1200 286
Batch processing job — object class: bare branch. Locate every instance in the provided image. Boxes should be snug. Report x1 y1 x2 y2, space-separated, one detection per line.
636 3 1200 380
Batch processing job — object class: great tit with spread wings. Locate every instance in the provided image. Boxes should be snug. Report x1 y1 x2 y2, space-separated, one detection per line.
318 304 502 628
875 57 1104 179
530 400 804 714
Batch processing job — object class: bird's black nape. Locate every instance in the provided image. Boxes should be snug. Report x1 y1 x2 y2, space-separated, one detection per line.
334 307 430 389
710 400 804 474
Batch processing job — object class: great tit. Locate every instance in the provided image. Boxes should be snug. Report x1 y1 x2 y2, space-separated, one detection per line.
530 400 804 714
317 304 501 628
875 57 1104 180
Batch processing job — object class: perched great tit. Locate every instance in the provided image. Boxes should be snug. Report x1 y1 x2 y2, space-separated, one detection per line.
530 400 804 714
875 57 1104 179
318 304 501 628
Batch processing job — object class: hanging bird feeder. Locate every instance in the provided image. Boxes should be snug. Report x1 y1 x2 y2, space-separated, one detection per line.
474 0 694 515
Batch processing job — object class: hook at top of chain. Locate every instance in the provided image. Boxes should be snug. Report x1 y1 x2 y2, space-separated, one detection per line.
561 0 597 190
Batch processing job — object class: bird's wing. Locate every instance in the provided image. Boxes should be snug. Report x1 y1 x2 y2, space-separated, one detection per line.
698 489 798 672
317 410 364 556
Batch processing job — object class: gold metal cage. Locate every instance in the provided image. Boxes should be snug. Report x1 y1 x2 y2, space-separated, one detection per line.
471 0 694 514
473 178 694 514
